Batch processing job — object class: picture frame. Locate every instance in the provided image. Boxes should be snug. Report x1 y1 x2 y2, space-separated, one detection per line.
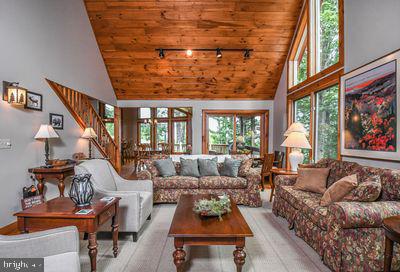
340 49 400 161
49 113 64 130
25 91 43 111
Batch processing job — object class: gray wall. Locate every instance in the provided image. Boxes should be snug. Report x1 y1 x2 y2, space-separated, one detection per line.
343 0 400 169
273 65 288 153
0 0 115 227
118 100 274 154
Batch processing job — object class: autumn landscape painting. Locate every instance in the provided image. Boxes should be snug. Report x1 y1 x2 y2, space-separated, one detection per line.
344 60 397 152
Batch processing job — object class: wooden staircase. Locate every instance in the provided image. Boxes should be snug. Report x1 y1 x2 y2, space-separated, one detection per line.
46 79 120 170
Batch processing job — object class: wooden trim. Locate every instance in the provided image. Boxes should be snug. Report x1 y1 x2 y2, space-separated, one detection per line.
0 221 18 235
287 0 344 93
202 109 269 156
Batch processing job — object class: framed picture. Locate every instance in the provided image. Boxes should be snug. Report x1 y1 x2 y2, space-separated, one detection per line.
340 50 400 161
25 91 43 111
49 113 64 130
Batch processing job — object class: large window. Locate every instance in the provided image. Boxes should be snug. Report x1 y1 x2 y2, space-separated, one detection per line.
99 102 115 139
315 85 338 160
289 82 339 163
203 110 269 157
136 107 192 153
294 96 311 162
288 0 342 89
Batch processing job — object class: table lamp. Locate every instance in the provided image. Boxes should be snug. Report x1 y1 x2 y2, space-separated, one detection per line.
281 128 311 171
34 124 59 167
82 127 97 159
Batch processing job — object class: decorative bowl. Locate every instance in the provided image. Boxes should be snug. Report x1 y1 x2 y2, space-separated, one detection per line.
193 195 231 221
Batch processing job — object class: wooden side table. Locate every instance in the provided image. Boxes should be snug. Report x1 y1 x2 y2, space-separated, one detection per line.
383 216 400 272
29 164 75 197
269 168 298 202
14 197 120 272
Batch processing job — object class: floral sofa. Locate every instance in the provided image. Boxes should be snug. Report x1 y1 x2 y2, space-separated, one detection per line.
272 158 400 272
137 155 262 207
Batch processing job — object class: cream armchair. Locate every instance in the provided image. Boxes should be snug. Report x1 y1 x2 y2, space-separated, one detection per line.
75 159 153 241
0 226 80 272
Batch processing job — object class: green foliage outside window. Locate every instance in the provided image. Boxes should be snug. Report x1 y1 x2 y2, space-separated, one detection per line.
105 123 114 139
140 123 151 143
297 47 308 84
294 96 311 163
104 104 114 119
319 0 339 70
315 85 338 160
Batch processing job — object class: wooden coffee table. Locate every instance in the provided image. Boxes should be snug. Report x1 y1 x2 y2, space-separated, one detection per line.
14 197 120 272
168 194 253 272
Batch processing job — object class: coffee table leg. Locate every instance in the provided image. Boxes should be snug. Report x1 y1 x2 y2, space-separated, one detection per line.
88 232 98 272
173 238 186 272
234 238 246 272
384 235 394 272
112 203 119 258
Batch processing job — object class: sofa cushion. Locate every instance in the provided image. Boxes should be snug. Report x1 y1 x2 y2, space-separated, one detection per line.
321 174 358 206
220 158 242 177
294 168 330 194
154 158 177 177
344 175 382 202
199 176 247 189
198 157 219 176
153 176 199 189
180 158 200 177
277 186 328 230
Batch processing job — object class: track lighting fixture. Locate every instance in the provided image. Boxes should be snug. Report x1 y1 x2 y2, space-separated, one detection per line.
216 48 222 58
244 49 251 59
155 48 253 59
158 49 165 59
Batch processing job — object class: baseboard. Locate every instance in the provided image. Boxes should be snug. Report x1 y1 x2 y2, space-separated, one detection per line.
0 221 18 235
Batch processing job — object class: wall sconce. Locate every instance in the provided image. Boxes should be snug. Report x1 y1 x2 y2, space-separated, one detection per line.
2 81 27 106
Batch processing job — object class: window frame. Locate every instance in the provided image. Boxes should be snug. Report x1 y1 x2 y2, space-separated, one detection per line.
287 70 342 164
136 107 192 154
288 0 344 93
202 109 269 156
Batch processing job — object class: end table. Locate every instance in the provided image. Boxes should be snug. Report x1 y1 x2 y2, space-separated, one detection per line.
383 215 400 272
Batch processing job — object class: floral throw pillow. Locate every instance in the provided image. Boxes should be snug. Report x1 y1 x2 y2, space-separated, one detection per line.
238 158 253 177
344 175 382 202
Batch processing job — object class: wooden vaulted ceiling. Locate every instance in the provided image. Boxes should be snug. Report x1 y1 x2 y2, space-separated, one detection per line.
84 0 303 100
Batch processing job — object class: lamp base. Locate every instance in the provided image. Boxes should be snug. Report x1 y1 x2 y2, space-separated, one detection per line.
288 149 304 171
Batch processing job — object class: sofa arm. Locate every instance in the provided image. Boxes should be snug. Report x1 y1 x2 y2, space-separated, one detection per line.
274 175 297 187
328 201 400 229
137 170 152 180
116 179 153 193
0 226 79 258
245 168 261 191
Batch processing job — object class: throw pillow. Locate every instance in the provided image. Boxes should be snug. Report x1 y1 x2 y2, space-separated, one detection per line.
238 158 253 177
198 157 219 176
153 158 177 177
180 158 200 177
220 158 242 177
320 174 358 206
344 175 382 202
294 167 330 194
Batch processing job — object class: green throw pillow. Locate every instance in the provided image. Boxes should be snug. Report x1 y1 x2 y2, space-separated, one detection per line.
220 158 242 177
198 157 219 177
180 158 200 177
153 158 177 177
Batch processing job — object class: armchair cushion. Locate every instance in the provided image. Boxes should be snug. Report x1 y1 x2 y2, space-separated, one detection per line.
328 201 400 229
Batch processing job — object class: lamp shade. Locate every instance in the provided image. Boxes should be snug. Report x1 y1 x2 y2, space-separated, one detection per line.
34 125 59 139
82 127 97 139
281 131 311 149
284 122 308 136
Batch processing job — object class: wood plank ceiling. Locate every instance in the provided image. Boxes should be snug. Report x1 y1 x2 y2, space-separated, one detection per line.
84 0 303 100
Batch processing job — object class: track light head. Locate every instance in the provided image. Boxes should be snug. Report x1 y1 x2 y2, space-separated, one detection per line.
158 49 165 59
216 48 222 58
244 49 250 59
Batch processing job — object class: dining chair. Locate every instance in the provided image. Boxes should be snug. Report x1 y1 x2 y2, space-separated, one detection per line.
261 153 275 192
273 151 285 168
137 143 151 171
